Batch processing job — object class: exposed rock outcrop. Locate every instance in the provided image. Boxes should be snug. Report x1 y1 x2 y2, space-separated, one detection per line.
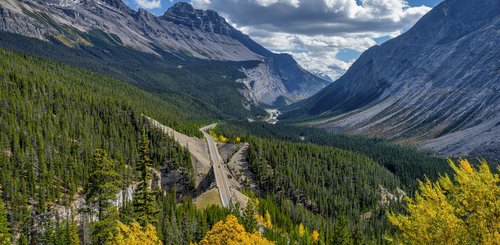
282 0 500 160
0 0 330 106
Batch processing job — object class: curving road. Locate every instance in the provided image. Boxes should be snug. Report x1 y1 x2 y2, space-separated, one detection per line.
200 125 233 208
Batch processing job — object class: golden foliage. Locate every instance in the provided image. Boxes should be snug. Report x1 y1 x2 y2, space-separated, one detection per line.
209 131 229 143
298 223 305 237
312 230 319 242
107 221 162 245
196 215 274 245
255 214 265 226
219 135 229 143
387 159 500 244
255 210 273 229
264 210 273 229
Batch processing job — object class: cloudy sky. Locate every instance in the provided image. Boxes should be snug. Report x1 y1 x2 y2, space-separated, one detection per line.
125 0 442 80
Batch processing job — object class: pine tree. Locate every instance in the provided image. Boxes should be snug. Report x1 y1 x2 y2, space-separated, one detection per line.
133 130 158 226
119 199 135 225
243 200 257 232
85 149 121 219
333 215 353 245
84 149 121 244
352 224 363 245
0 197 11 245
61 221 79 245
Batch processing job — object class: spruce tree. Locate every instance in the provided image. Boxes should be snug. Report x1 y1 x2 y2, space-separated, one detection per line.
352 224 364 245
85 149 121 219
134 130 159 226
333 215 353 245
0 197 11 245
62 221 79 245
84 149 121 244
243 200 257 232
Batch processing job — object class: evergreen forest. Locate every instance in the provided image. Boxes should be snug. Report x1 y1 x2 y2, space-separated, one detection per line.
0 47 497 245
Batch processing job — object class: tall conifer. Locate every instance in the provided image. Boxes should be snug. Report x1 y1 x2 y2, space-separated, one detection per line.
134 129 159 226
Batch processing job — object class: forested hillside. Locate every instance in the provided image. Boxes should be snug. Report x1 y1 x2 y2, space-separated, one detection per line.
0 0 497 243
247 137 401 214
0 32 265 121
0 44 494 244
0 47 496 245
214 121 450 191
0 49 216 244
0 49 333 245
246 137 403 243
208 122 480 243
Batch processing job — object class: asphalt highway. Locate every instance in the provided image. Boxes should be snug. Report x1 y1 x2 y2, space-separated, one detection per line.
200 125 233 208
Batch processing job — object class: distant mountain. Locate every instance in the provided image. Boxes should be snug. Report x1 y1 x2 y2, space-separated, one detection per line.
281 0 500 160
312 71 334 83
0 0 329 107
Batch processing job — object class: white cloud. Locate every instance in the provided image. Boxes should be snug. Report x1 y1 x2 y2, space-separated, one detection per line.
191 0 211 8
249 32 376 79
255 0 301 7
291 51 353 80
192 0 432 79
134 0 161 9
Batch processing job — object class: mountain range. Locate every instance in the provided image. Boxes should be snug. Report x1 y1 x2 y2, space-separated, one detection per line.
0 0 329 108
281 0 500 161
0 0 498 244
0 0 497 160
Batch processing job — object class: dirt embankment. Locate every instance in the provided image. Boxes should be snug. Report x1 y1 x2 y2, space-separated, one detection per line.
145 116 211 189
147 117 258 210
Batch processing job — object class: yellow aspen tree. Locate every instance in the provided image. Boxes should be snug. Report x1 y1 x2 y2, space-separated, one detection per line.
265 210 273 229
298 223 305 237
107 221 162 245
196 215 274 245
255 214 266 226
234 137 241 143
312 230 319 242
220 135 229 143
387 159 499 245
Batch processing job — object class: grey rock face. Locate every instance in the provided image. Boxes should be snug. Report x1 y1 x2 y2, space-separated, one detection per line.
161 2 232 35
238 56 330 107
161 168 193 196
0 0 329 106
285 0 500 160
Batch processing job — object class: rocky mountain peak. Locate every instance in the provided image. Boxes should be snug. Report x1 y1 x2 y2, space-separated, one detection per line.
396 0 499 45
80 0 132 13
101 0 125 8
43 0 80 7
0 0 329 107
162 2 233 35
135 7 155 21
168 2 195 13
282 0 500 160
